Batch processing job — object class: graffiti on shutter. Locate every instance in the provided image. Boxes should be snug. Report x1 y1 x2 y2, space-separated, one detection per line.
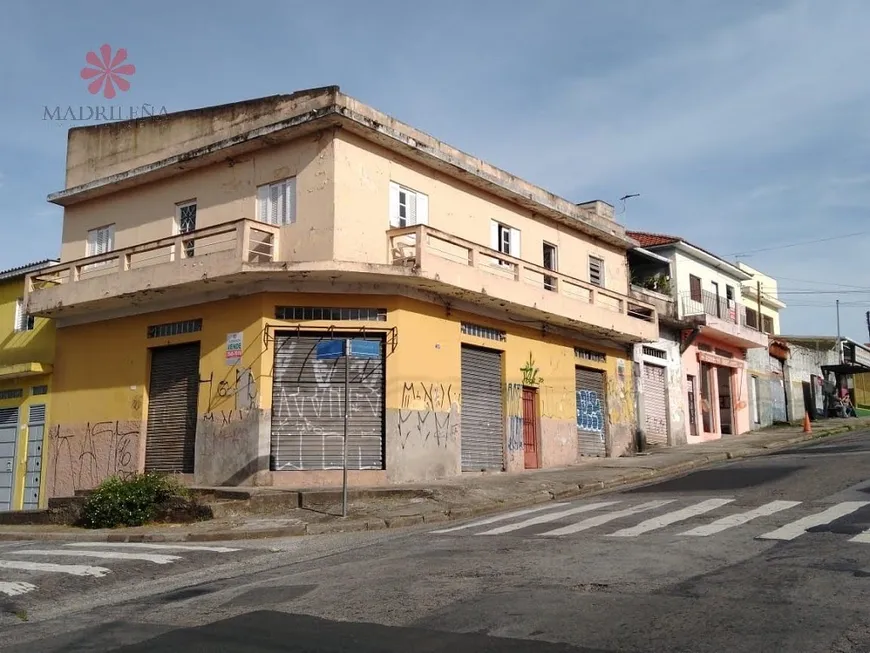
643 364 668 445
460 345 504 471
271 334 385 471
576 366 606 457
144 342 201 474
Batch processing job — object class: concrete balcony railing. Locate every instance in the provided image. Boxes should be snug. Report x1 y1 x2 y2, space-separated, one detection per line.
26 218 280 316
388 225 658 342
630 285 676 320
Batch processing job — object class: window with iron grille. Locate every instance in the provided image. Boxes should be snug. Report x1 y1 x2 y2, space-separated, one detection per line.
588 256 604 287
762 315 774 334
642 346 667 360
574 347 606 363
146 319 203 339
31 385 48 396
13 298 34 332
745 306 759 329
461 322 506 342
0 388 23 400
275 307 387 322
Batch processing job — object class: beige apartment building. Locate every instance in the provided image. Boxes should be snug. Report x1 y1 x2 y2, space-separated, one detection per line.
24 86 659 497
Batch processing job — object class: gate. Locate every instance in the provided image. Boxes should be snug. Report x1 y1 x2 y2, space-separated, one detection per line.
270 334 385 470
23 404 45 510
144 342 201 473
643 364 668 446
522 387 539 469
460 345 504 471
576 367 607 457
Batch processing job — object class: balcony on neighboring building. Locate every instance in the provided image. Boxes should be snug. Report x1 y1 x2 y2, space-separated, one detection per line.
679 289 768 349
25 219 657 343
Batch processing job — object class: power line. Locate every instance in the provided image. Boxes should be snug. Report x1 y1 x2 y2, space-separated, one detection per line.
727 231 870 257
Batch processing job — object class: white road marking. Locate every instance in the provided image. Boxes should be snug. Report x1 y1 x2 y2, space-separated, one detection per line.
64 542 241 553
477 501 621 536
848 529 870 544
682 500 802 537
6 549 181 565
609 498 735 537
0 581 37 597
0 560 111 577
539 500 676 537
431 503 571 534
757 501 870 541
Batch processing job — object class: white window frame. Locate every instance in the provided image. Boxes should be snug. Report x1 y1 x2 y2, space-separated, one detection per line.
588 255 604 287
14 298 34 332
389 181 428 228
490 220 521 266
85 224 116 271
256 177 297 226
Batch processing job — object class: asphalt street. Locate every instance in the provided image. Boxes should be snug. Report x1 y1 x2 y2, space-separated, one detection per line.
4 430 870 652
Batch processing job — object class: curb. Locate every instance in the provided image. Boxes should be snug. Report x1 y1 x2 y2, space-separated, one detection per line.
0 424 865 543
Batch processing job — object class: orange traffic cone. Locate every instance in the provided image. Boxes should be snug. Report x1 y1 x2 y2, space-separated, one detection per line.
803 412 812 433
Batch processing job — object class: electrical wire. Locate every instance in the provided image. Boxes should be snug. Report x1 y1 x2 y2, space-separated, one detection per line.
727 231 870 257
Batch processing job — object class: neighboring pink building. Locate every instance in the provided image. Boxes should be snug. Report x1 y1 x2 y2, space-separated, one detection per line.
628 232 770 442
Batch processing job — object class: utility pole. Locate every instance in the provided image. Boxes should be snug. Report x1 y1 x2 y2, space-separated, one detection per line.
866 310 869 342
837 299 842 364
756 281 762 331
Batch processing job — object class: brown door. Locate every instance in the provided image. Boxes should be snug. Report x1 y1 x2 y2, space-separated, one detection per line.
522 387 539 469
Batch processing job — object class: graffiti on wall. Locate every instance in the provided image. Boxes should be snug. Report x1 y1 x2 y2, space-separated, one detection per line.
211 366 258 412
397 382 459 450
576 390 604 434
520 353 544 387
48 421 141 496
506 383 524 451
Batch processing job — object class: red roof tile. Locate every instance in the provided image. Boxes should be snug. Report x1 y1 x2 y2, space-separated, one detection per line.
626 232 681 248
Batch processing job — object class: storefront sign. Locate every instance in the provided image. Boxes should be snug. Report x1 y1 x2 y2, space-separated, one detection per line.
225 332 243 365
852 344 870 369
697 351 743 369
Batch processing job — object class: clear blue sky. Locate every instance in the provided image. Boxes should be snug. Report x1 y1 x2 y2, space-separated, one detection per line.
2 0 869 341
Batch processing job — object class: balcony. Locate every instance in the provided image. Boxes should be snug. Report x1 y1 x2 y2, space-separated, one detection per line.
679 290 768 349
26 219 281 318
630 285 677 322
25 219 657 343
388 225 657 343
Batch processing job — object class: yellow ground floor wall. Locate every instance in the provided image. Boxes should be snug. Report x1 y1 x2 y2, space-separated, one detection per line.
0 373 51 510
46 292 636 496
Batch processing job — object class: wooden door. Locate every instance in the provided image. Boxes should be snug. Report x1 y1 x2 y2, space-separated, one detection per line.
522 387 539 469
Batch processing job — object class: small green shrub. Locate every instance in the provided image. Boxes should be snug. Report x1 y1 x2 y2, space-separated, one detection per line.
79 472 201 529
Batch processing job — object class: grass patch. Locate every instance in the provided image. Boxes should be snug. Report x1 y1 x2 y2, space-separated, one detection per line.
79 472 212 529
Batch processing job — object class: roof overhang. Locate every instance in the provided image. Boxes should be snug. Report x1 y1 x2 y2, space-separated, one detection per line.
48 92 634 250
0 260 60 281
630 247 671 265
642 241 749 281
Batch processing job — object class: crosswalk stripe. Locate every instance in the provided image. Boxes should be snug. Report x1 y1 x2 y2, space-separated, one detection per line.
64 542 241 553
5 549 181 565
431 503 571 534
0 560 111 577
757 501 870 541
476 501 621 536
608 498 735 537
848 529 870 544
682 500 803 537
539 500 676 537
0 581 37 597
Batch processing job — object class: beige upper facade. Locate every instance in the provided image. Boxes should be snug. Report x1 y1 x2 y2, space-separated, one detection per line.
28 86 657 344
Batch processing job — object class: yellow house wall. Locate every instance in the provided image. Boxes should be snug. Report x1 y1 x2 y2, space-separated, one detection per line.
59 133 336 265
45 292 636 495
332 131 630 294
0 279 55 368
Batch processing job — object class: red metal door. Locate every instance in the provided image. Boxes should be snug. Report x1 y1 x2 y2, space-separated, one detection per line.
522 387 539 469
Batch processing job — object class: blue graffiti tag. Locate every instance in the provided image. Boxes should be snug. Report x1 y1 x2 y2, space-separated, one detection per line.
577 389 604 439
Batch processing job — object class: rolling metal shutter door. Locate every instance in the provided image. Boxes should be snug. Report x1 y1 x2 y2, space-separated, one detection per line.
643 364 668 445
145 342 201 473
576 367 606 457
271 335 385 471
461 345 504 471
771 370 787 423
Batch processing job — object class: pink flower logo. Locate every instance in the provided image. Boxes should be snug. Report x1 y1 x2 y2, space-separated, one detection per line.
80 45 135 99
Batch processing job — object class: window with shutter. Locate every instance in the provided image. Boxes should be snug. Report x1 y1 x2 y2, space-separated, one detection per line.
86 225 115 269
689 274 702 302
589 256 604 287
388 182 428 227
762 315 774 334
13 298 34 332
745 307 759 329
256 178 297 226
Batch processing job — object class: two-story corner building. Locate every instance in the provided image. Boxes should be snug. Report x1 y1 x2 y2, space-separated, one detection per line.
736 262 791 429
24 86 658 499
627 232 768 442
0 259 58 511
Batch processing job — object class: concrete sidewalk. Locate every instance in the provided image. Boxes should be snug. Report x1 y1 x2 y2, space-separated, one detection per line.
2 417 868 543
